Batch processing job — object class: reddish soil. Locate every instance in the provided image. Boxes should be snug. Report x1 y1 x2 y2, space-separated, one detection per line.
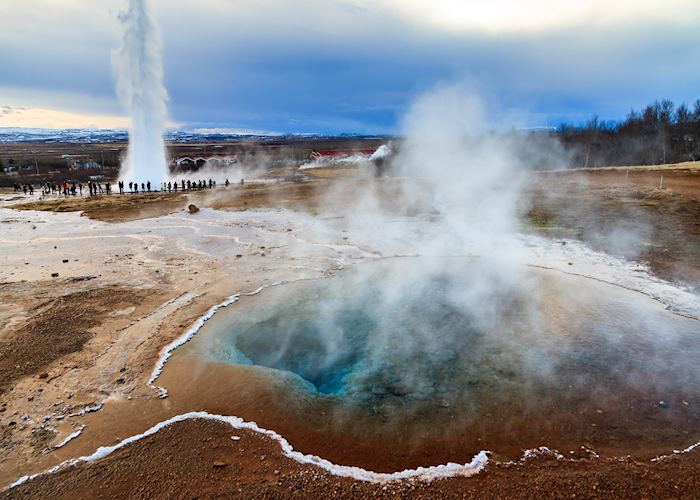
5 418 700 499
3 165 700 498
11 193 187 222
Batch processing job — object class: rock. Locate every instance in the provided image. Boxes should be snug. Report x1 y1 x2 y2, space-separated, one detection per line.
236 254 243 258
115 378 125 384
658 400 669 409
188 204 199 214
51 273 59 278
62 259 68 263
38 373 49 379
213 461 226 468
231 436 241 441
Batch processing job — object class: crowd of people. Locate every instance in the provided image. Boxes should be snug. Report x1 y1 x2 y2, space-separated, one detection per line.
12 178 237 197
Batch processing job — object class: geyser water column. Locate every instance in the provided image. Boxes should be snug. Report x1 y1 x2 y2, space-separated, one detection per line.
113 0 168 183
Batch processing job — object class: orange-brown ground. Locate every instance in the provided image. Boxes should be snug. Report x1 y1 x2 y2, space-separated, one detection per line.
6 418 700 500
2 163 700 498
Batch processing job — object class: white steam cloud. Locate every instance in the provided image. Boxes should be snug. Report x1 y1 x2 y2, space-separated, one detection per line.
112 0 168 184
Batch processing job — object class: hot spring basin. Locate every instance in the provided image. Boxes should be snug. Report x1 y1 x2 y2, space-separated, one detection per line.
164 257 700 471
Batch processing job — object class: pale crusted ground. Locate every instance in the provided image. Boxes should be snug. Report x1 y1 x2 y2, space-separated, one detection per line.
0 191 379 486
1 171 700 497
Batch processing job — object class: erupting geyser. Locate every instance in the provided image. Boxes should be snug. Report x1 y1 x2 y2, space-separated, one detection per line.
113 0 168 183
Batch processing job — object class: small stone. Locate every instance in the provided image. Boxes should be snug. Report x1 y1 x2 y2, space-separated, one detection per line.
188 204 199 214
568 262 573 266
231 436 241 441
27 396 33 402
236 254 243 258
38 373 49 379
213 461 226 468
62 259 68 263
274 470 280 475
115 378 125 384
658 401 669 409
51 273 59 278
260 455 266 461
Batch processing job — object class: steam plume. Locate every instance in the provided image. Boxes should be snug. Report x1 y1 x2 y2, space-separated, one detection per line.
113 0 168 183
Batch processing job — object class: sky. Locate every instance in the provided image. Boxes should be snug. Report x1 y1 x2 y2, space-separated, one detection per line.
0 0 699 134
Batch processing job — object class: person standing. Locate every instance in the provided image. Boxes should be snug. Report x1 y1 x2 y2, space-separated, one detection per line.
79 183 83 196
147 181 151 192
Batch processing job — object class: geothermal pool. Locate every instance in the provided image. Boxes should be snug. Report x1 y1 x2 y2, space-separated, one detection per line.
163 257 700 471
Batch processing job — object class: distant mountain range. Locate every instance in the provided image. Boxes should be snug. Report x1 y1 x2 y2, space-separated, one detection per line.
0 127 389 144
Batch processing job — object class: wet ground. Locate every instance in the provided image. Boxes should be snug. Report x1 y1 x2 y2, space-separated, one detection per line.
161 259 700 471
1 162 700 498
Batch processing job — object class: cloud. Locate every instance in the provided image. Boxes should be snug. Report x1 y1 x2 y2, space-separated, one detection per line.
368 0 700 32
0 106 130 129
0 1 698 132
